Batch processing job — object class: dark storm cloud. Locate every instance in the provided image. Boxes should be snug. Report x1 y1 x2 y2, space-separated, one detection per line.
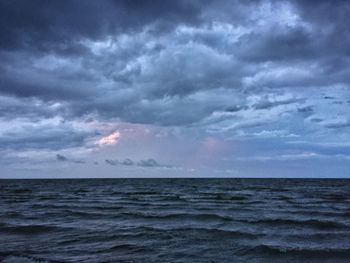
294 0 350 41
0 0 202 53
0 124 93 150
237 27 317 62
0 71 89 100
0 95 60 120
0 0 350 139
237 0 350 64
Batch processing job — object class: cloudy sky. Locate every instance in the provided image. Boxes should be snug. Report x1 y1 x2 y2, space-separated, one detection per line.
1 0 350 178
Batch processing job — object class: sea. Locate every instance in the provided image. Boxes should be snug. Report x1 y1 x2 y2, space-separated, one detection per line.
0 178 349 263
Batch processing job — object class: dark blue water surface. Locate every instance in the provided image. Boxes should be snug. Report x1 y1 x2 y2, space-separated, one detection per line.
0 179 349 262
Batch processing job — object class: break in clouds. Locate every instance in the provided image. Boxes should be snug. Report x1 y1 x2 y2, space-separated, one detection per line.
0 0 350 177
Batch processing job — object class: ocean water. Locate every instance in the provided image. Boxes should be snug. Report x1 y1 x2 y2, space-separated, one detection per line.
0 179 349 263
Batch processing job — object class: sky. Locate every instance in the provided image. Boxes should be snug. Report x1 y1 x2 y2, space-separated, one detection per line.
0 0 350 178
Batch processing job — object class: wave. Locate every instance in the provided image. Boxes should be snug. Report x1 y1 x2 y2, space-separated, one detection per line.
0 254 61 263
118 212 232 222
124 191 160 195
31 203 123 211
208 194 249 201
250 244 350 258
161 227 260 239
1 255 49 263
241 218 348 230
0 223 66 235
285 209 350 218
99 243 150 253
11 188 33 194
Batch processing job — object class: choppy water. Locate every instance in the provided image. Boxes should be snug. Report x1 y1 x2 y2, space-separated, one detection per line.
0 179 349 263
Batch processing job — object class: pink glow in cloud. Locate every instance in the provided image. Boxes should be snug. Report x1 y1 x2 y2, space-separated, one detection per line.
96 131 120 146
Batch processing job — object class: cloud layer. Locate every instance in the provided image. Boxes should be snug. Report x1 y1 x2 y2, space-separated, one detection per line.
0 0 349 177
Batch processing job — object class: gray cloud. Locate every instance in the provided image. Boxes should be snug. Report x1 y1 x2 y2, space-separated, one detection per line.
137 158 160 167
56 154 86 164
105 159 118 166
56 154 68 161
121 158 135 166
0 0 350 164
0 120 95 151
323 119 350 129
105 158 172 169
253 97 303 110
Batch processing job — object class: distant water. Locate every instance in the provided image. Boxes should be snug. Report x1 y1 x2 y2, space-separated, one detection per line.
0 179 350 263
